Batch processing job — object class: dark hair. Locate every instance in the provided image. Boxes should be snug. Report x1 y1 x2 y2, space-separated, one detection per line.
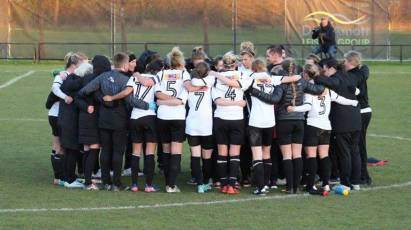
128 53 137 62
281 58 298 75
146 59 164 75
191 62 210 79
92 55 111 76
267 45 283 56
322 58 339 70
213 56 223 65
113 52 129 68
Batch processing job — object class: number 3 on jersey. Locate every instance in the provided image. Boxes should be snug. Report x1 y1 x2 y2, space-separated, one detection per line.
225 87 236 101
318 96 326 115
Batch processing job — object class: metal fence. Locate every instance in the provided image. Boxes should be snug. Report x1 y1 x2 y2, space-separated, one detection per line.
1 42 411 63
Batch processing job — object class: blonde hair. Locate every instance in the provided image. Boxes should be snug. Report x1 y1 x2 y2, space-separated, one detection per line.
222 51 238 69
305 54 321 65
251 59 267 73
240 41 255 57
167 47 185 69
65 53 81 69
303 64 320 79
74 62 93 77
76 52 89 62
64 52 74 65
344 51 362 67
113 52 129 68
192 46 208 61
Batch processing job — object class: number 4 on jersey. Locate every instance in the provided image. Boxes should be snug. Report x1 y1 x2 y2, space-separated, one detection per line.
225 87 236 101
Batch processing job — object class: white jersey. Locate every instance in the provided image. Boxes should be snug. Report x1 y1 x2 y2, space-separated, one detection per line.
248 72 283 128
238 65 253 77
212 70 253 120
186 76 216 136
127 74 159 120
155 69 189 120
48 73 67 117
48 101 60 117
304 89 357 130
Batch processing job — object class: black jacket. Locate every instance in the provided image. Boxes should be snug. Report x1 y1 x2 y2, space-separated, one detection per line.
78 70 148 130
315 70 362 132
250 79 324 120
58 74 83 150
355 65 370 109
312 24 336 49
77 56 112 144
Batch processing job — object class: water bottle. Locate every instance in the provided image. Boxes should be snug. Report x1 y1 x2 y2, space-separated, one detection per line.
334 185 350 196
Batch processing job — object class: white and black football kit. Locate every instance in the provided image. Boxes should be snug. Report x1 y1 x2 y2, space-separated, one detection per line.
212 70 253 145
185 75 215 149
156 69 190 143
128 74 159 143
247 72 282 147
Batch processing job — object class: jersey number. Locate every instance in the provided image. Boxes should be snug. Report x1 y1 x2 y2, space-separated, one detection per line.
225 87 236 101
166 81 177 97
318 96 326 115
194 92 205 111
257 84 265 92
135 84 152 100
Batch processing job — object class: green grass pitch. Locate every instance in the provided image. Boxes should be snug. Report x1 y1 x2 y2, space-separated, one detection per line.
0 61 410 229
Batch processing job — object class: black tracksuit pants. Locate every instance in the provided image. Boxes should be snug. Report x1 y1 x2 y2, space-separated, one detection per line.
100 128 127 186
359 112 372 183
334 131 361 187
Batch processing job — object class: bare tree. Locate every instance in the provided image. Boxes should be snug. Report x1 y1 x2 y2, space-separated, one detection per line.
203 0 209 54
120 0 127 51
37 0 45 59
53 0 60 26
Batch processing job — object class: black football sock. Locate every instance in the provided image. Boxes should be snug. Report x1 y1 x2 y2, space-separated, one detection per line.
283 159 293 192
229 156 240 187
168 154 181 187
217 155 228 186
263 159 272 186
163 152 171 185
202 158 212 184
144 154 155 186
252 160 264 190
131 155 140 185
84 149 99 186
191 156 203 185
320 156 331 186
292 158 303 193
306 157 317 190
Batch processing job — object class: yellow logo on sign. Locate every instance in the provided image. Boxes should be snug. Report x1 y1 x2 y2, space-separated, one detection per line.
304 11 367 25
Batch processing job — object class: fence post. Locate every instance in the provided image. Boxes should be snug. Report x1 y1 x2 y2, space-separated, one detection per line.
301 45 304 64
144 43 148 51
33 44 37 63
37 43 41 62
400 45 403 64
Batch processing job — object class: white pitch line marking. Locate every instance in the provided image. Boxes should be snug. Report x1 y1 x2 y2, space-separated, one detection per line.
0 71 35 89
368 133 411 141
0 181 410 214
0 118 47 122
